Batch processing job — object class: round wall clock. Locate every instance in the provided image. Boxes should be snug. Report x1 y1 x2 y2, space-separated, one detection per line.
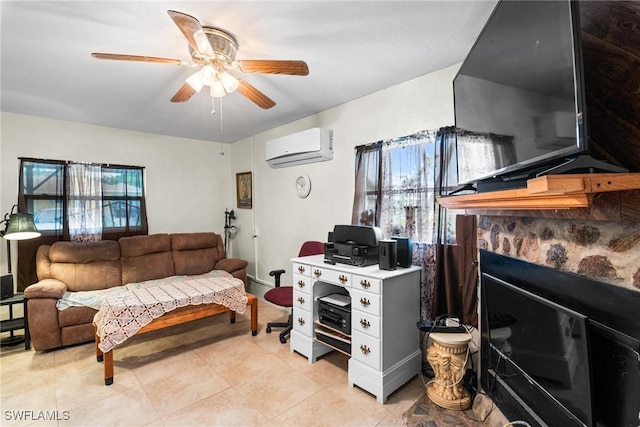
295 174 311 198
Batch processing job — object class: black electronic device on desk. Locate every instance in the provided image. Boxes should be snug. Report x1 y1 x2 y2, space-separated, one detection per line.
318 293 351 333
324 225 382 267
316 293 352 355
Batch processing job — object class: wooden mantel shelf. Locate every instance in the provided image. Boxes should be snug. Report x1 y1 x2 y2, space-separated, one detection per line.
437 173 640 211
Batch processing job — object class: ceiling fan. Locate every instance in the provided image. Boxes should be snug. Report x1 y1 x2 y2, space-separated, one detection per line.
91 10 309 109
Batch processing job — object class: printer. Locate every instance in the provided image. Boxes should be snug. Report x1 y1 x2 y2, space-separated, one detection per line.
318 293 351 334
324 225 382 267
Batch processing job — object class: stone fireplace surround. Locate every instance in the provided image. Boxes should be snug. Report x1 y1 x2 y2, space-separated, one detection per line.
478 216 640 290
478 216 640 426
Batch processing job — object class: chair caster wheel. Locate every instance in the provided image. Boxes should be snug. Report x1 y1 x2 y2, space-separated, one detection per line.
266 326 272 333
279 337 287 344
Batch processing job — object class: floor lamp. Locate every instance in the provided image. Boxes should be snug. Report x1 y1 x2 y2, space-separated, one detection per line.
1 205 41 299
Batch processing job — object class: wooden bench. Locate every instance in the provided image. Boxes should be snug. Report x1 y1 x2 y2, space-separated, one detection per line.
95 293 258 385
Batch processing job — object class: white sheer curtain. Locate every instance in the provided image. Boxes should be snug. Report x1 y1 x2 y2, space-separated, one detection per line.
379 130 438 243
67 163 103 242
456 131 516 184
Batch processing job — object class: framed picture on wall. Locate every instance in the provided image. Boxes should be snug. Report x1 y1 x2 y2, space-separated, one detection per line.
236 172 252 209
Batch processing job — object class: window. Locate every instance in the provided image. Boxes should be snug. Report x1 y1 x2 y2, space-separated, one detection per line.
380 135 438 243
19 159 147 238
353 130 457 244
101 166 144 230
21 161 64 232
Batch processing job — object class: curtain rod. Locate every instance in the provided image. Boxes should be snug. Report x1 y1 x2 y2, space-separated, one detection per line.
18 157 145 169
354 128 442 151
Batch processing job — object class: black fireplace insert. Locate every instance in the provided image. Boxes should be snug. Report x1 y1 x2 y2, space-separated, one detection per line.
480 250 640 427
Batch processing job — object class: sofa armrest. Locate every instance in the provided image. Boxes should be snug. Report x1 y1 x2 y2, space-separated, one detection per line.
215 258 248 274
24 279 67 299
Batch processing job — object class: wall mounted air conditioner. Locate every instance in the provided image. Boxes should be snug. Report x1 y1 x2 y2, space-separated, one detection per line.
266 127 333 168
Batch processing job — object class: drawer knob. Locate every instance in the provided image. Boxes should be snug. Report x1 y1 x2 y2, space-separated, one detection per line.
297 280 306 289
360 279 371 289
360 344 371 355
360 297 370 307
360 318 370 329
339 275 348 284
297 318 305 326
298 266 306 274
313 269 322 277
297 297 305 305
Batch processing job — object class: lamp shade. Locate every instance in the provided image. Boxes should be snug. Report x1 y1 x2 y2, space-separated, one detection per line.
218 71 239 93
210 80 226 98
186 70 204 92
3 213 41 240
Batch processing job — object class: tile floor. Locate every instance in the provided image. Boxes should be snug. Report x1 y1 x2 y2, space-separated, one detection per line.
1 300 428 426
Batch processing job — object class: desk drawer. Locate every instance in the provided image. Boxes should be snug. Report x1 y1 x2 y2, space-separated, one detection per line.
293 263 312 277
293 274 311 295
350 288 381 317
352 275 381 294
292 307 313 336
352 331 381 371
293 289 311 311
310 267 351 287
352 312 381 339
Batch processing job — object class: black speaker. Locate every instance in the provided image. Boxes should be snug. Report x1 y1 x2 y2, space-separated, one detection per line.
379 240 397 271
392 237 413 268
1 274 14 300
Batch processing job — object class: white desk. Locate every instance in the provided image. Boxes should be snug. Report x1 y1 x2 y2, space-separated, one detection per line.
289 254 422 403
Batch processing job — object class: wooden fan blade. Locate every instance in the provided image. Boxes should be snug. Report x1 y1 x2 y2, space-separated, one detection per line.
171 83 197 102
91 53 185 65
236 60 309 76
167 10 214 56
237 79 276 109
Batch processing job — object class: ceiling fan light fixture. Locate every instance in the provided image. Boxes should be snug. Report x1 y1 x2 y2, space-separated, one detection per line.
94 11 305 109
186 70 204 92
210 80 226 98
193 30 215 57
219 71 239 93
201 66 217 86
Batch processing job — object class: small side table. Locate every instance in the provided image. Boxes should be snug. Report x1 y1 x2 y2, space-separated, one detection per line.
0 293 30 350
426 332 471 410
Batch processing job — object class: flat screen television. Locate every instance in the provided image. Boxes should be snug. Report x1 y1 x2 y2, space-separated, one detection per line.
453 0 598 189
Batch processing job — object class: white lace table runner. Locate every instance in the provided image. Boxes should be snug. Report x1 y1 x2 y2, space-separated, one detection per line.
94 273 248 353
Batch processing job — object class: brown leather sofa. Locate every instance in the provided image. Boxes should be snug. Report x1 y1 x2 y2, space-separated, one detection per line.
24 232 248 351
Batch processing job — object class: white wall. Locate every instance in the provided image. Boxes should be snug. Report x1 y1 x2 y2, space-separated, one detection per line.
0 113 230 279
0 62 459 292
230 64 459 293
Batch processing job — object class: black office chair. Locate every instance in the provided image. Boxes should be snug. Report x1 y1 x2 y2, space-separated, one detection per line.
265 241 325 343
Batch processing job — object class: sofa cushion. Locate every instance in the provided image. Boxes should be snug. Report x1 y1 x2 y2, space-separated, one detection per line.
120 233 171 258
45 241 122 292
171 232 222 275
120 234 175 285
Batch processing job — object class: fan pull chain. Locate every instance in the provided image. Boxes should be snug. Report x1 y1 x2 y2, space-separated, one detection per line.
219 97 224 140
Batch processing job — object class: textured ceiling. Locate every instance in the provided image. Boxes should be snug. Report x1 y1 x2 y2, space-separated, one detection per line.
1 1 497 143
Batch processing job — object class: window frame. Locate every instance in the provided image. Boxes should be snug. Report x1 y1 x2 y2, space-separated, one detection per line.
18 158 147 238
